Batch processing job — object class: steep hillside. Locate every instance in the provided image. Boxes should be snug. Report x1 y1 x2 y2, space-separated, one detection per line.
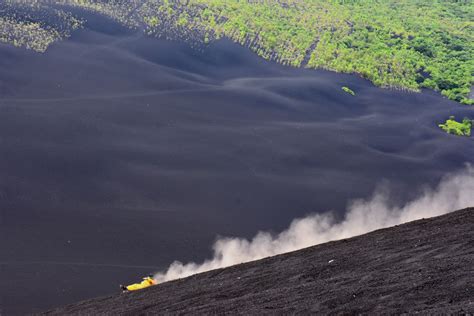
43 208 474 314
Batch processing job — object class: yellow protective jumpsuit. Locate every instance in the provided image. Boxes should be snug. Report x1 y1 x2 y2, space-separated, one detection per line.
125 277 157 291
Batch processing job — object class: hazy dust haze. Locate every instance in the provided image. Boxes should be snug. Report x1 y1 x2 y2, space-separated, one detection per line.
155 165 474 282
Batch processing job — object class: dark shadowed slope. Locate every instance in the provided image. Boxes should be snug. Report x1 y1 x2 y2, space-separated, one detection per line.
43 208 474 315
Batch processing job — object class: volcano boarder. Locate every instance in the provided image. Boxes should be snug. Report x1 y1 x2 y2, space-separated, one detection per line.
120 275 157 293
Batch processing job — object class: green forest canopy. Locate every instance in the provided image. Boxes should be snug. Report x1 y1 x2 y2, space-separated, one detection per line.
3 0 474 104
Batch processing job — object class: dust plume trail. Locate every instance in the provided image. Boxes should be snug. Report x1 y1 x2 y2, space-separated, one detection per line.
154 165 474 282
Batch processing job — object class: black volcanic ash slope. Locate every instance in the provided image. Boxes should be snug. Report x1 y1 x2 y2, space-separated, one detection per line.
43 208 474 315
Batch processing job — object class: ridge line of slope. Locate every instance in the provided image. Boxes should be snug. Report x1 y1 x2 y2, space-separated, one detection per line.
42 207 474 315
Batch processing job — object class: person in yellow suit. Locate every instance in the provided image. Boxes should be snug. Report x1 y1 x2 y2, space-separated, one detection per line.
120 275 157 292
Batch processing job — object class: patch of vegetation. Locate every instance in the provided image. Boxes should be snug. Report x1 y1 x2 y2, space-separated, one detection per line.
0 2 82 52
342 86 355 96
2 0 473 104
438 116 472 137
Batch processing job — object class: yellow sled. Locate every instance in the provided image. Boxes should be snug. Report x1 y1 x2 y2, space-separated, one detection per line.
121 276 157 292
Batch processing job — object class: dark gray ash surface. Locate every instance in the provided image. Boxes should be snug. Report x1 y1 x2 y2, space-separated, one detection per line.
1 10 473 315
